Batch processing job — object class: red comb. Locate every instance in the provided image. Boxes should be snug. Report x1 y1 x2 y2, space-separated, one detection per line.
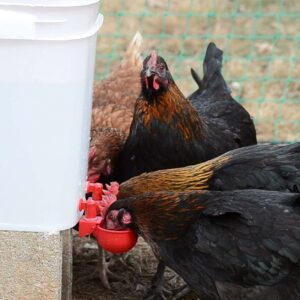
99 182 119 215
105 182 120 196
150 50 157 65
99 193 117 216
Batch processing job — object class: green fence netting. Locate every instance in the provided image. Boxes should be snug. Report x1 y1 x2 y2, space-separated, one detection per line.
95 0 300 143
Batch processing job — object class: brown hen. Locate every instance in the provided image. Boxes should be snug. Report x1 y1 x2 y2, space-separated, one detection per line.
88 32 143 183
88 127 126 183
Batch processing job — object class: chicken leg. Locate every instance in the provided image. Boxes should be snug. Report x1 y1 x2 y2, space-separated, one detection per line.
144 261 169 300
144 260 191 300
97 246 121 289
75 244 122 289
96 245 138 289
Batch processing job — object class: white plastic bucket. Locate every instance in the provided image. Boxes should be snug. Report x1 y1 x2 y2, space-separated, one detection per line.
0 0 103 231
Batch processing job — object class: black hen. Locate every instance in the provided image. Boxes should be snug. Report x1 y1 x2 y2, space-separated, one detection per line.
189 42 257 147
106 189 300 300
116 47 256 182
115 142 300 299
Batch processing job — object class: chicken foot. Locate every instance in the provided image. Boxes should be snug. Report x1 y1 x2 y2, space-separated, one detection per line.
96 245 139 289
144 260 191 300
144 260 171 300
172 285 191 300
75 245 122 289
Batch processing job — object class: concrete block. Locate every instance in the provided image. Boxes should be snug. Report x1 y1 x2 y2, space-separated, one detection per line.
0 229 72 300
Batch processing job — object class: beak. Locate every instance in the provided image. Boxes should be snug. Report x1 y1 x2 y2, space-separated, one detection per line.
145 66 157 77
145 68 152 77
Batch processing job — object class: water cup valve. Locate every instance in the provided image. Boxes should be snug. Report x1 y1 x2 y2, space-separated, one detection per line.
86 182 103 200
78 198 102 237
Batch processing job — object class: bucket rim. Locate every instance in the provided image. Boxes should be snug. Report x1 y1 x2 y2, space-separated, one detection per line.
0 13 103 41
0 0 99 8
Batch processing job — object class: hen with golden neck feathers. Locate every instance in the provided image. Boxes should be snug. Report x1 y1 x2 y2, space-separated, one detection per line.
116 49 250 182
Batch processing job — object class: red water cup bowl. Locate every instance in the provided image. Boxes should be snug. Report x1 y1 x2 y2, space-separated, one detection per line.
93 223 138 254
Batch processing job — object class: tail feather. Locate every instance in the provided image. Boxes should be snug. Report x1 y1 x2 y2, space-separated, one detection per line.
202 42 228 90
202 42 223 82
122 31 143 68
190 68 202 89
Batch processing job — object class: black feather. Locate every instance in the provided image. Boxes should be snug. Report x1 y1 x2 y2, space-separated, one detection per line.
152 190 300 300
209 143 300 193
188 42 257 147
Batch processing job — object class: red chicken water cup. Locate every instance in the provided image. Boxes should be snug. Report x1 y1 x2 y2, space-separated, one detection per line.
93 223 138 254
80 181 137 253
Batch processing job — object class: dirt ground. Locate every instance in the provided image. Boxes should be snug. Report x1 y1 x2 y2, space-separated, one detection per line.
73 1 300 299
73 232 198 300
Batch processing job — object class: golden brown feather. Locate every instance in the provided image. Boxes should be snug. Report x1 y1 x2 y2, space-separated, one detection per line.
93 31 143 109
136 81 203 141
91 104 133 136
119 143 300 198
118 153 227 198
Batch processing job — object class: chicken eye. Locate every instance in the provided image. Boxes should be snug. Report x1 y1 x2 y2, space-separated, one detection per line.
158 64 164 71
92 157 99 164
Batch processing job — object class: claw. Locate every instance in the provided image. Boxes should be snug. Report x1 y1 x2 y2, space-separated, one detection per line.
172 285 191 300
144 290 167 300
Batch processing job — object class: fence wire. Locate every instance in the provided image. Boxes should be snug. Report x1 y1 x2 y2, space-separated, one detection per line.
96 0 300 143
